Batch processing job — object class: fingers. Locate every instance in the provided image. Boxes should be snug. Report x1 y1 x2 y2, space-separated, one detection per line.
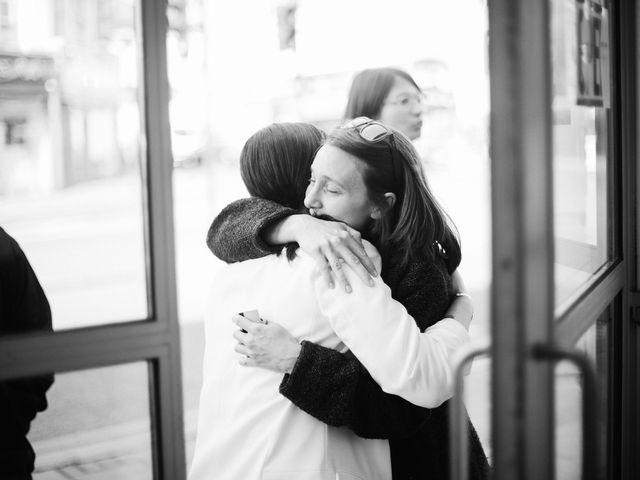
234 343 252 356
232 328 250 345
344 256 376 288
323 249 351 293
309 248 336 290
238 355 257 367
331 243 376 288
232 314 259 333
319 257 335 289
341 228 378 278
322 229 376 292
233 326 257 366
306 222 380 292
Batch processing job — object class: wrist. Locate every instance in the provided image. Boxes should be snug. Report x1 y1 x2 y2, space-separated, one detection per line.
264 214 306 245
284 214 311 243
283 342 302 374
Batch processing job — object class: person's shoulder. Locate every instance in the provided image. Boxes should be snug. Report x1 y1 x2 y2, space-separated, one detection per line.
0 226 16 251
395 251 450 291
226 247 316 275
412 251 449 272
0 227 26 269
224 249 289 269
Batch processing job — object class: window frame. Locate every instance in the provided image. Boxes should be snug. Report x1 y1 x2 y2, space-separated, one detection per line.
0 0 186 478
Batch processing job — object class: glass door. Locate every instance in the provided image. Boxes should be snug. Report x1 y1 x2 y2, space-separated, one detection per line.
487 0 636 479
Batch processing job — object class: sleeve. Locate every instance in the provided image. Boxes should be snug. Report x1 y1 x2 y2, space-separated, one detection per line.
280 256 466 439
0 228 54 474
206 197 297 263
316 271 469 408
0 376 54 430
0 376 54 473
314 258 470 408
279 342 431 440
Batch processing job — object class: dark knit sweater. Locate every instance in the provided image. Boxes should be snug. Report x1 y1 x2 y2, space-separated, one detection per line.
207 198 490 479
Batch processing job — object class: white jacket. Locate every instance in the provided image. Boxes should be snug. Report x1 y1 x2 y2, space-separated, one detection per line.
315 242 470 408
189 246 469 480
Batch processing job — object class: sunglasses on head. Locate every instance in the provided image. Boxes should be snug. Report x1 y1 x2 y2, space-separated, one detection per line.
341 117 402 186
341 117 394 143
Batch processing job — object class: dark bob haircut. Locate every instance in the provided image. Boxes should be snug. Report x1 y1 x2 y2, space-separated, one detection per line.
240 122 324 211
240 122 325 260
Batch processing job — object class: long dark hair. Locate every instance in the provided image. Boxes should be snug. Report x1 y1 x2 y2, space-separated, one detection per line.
240 122 324 259
343 68 421 121
324 125 461 273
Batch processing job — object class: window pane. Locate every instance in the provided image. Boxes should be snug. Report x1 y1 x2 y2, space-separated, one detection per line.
0 362 153 479
0 0 148 329
551 0 611 307
554 315 609 480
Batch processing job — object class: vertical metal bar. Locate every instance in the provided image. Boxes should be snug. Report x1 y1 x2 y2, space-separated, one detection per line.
449 343 490 480
488 1 555 479
140 0 186 478
624 0 640 478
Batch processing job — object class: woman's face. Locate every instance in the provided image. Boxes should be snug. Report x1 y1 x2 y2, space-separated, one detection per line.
304 145 379 231
377 76 423 140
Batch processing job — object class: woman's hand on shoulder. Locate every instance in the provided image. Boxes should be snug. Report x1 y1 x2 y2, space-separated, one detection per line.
293 215 379 293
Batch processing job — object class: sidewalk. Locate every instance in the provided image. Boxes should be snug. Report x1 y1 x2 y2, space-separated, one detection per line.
33 409 198 480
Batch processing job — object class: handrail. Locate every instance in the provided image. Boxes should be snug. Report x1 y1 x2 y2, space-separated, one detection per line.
532 344 599 480
449 339 491 480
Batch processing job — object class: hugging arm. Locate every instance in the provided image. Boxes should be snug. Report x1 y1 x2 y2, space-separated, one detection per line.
314 261 470 408
206 197 296 262
279 342 431 439
207 197 378 288
279 264 456 440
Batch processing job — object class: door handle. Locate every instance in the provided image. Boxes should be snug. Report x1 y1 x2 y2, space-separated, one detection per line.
532 344 599 480
449 340 491 480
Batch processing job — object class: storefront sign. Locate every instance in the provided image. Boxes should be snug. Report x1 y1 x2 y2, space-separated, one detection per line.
576 0 610 107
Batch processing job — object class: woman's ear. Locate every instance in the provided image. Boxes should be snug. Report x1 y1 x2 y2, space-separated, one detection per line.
383 192 397 209
370 193 397 219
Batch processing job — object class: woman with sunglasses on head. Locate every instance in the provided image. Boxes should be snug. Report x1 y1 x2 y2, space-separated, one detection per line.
344 67 425 141
191 122 480 479
206 118 489 479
